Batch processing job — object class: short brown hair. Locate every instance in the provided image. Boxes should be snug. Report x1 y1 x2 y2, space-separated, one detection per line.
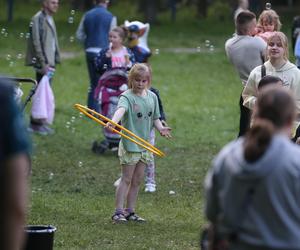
236 11 256 35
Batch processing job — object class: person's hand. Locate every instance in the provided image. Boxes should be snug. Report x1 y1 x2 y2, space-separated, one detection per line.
104 122 115 131
41 64 49 75
159 126 172 139
125 54 130 65
296 137 300 145
106 50 112 58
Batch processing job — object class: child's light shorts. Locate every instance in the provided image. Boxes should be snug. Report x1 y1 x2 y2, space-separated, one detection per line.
118 142 153 165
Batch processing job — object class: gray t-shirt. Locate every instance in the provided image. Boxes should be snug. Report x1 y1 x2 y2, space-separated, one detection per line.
117 89 160 152
225 35 267 85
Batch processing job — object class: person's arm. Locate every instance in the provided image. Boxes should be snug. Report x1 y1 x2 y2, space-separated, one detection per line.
76 15 86 44
4 154 30 250
105 107 126 129
154 119 171 138
242 70 259 110
109 16 117 31
31 15 48 74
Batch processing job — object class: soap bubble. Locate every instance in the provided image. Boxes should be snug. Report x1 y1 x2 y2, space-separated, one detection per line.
17 53 23 59
169 190 175 195
70 10 75 15
25 33 30 39
49 172 54 180
69 36 74 42
78 161 83 167
154 48 160 55
68 16 74 24
9 61 14 67
209 45 214 52
29 21 34 27
19 32 24 38
205 40 210 47
1 28 6 35
196 46 201 53
4 32 8 38
31 57 37 64
6 54 11 61
265 2 272 10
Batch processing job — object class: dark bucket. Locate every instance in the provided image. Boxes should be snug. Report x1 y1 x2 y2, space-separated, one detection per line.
24 225 56 250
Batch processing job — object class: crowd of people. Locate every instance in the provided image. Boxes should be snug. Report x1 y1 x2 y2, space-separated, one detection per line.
203 2 300 250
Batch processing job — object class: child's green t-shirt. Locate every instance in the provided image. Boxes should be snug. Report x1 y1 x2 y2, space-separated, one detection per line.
117 89 160 152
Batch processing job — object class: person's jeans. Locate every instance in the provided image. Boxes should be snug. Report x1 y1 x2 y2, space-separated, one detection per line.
86 51 100 111
238 94 251 137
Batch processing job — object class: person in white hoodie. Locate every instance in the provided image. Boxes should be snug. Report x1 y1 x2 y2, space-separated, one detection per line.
205 86 300 250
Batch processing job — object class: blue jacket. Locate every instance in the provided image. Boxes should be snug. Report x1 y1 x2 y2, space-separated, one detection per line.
83 6 113 49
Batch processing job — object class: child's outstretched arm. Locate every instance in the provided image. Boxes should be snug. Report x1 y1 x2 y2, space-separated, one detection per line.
154 119 172 138
105 107 126 129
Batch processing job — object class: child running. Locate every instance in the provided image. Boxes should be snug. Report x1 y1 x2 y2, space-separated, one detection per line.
105 63 171 223
256 9 281 42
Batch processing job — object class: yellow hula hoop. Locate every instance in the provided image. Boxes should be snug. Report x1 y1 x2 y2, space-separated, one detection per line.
74 104 165 157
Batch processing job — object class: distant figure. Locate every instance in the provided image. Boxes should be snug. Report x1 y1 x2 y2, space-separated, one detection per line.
25 0 60 135
205 86 300 250
225 11 266 137
234 0 249 21
255 9 281 42
0 78 31 250
76 0 117 111
292 16 300 68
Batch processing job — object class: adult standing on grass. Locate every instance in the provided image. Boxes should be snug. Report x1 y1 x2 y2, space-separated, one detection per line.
25 0 60 135
76 0 117 111
0 78 31 250
225 11 266 137
243 32 300 138
205 86 300 250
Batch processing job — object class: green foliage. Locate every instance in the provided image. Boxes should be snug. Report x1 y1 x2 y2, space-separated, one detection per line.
207 1 232 21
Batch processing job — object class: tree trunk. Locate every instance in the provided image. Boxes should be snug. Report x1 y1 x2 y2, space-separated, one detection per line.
197 0 207 18
7 0 13 22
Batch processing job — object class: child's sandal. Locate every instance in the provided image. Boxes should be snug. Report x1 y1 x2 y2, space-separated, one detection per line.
112 213 127 224
125 212 146 222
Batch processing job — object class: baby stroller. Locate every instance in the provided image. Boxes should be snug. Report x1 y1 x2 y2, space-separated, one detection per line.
92 68 128 154
0 76 37 110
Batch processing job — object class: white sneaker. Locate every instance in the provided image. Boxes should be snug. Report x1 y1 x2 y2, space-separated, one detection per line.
145 184 156 193
114 177 121 187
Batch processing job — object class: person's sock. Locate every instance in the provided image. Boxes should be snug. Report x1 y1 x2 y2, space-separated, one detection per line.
115 208 124 215
125 208 134 214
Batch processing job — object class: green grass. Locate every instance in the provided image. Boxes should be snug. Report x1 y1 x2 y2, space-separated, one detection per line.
0 1 296 249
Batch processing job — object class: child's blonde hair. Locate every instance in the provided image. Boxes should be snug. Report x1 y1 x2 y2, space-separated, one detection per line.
267 31 289 60
128 63 151 89
258 10 282 31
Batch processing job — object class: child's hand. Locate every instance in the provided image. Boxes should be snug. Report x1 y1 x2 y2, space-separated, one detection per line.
159 127 172 139
104 122 115 131
106 50 112 58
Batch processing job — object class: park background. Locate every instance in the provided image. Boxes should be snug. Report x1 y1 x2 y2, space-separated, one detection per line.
0 0 299 249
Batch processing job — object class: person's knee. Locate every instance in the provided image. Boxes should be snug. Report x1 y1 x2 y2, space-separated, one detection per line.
121 176 131 186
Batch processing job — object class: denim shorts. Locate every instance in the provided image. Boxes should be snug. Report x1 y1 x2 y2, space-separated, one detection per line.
118 141 153 165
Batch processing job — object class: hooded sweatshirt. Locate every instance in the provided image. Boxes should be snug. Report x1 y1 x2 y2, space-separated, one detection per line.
242 60 300 118
205 135 300 250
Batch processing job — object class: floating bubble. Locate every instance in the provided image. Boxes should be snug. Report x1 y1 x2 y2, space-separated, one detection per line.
209 45 214 52
79 112 83 118
70 10 75 15
4 32 8 38
205 40 210 47
31 57 37 64
29 21 34 28
71 128 76 133
169 190 176 195
49 172 54 180
78 161 83 167
1 28 6 35
265 2 272 10
71 116 76 122
6 54 11 61
25 33 30 39
68 16 74 24
103 64 108 70
196 46 201 53
19 32 24 38
17 53 23 59
69 36 74 42
9 61 14 67
154 48 160 55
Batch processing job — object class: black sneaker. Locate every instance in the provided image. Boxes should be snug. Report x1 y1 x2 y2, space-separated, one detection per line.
92 140 108 154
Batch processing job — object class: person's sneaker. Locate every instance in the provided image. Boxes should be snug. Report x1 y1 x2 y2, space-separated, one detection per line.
27 124 48 136
111 213 127 224
92 140 108 154
125 212 146 223
113 177 121 187
145 184 156 193
42 125 55 135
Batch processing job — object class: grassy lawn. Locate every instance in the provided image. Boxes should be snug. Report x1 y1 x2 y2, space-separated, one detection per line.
0 1 296 249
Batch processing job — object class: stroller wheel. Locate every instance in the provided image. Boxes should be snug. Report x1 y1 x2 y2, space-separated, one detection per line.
92 140 108 154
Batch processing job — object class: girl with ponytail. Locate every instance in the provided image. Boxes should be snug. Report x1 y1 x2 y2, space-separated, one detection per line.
205 86 300 250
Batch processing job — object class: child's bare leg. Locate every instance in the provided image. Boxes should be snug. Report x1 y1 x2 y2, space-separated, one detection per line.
115 164 135 210
126 161 146 211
